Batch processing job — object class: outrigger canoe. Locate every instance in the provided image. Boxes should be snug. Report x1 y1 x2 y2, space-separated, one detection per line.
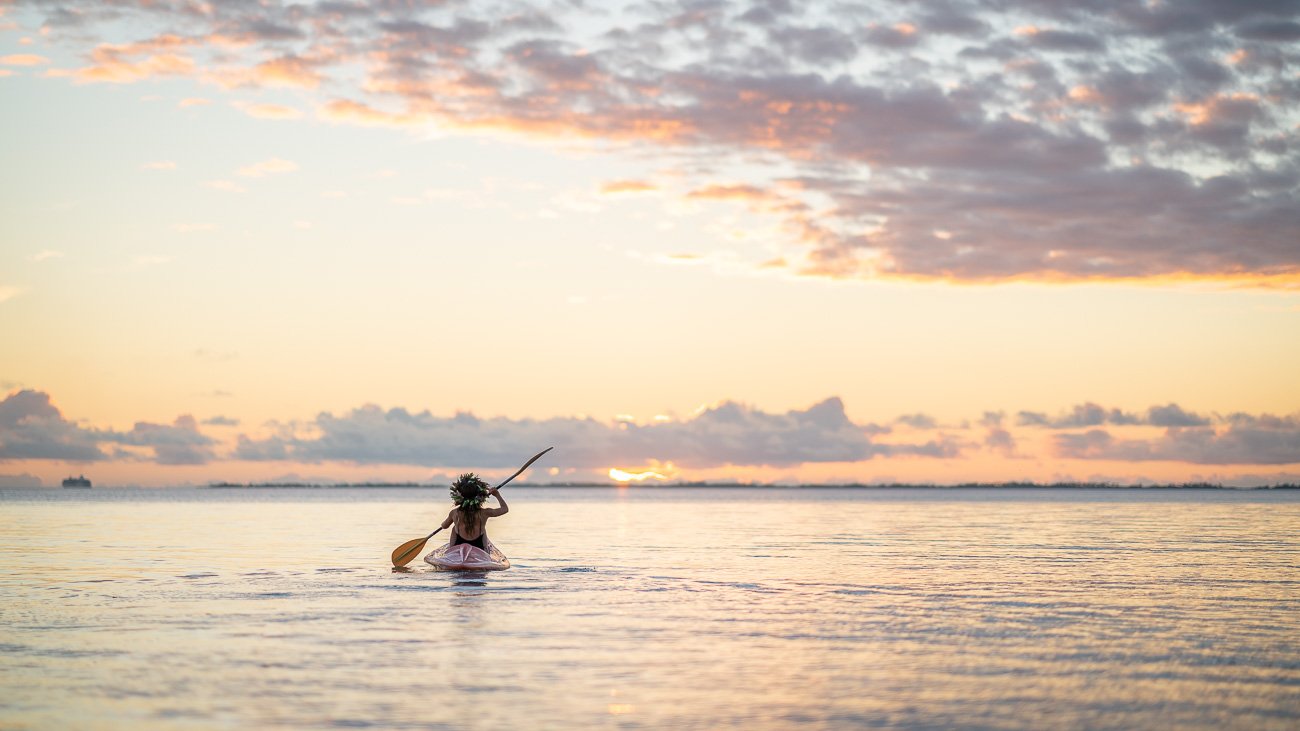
424 540 510 571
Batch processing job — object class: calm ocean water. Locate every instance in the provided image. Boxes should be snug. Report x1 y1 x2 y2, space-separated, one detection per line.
2 487 1298 730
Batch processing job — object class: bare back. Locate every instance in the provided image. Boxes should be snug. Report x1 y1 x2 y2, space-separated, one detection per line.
441 493 508 541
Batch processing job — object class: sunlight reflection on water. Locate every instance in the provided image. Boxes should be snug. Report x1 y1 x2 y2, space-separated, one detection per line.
2 487 1299 729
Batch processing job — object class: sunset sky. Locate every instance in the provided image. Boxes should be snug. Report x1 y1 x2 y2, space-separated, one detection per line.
1 0 1298 487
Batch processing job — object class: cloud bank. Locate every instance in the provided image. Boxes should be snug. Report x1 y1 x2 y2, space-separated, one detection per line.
13 0 1300 285
3 390 1297 473
232 397 953 468
0 389 215 464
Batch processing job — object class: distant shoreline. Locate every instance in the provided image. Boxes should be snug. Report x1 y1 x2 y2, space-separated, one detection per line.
201 481 1300 490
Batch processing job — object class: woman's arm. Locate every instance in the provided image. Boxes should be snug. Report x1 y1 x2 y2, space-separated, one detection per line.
440 509 456 530
483 488 509 517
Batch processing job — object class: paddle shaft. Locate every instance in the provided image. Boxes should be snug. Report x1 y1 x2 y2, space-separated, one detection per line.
492 446 553 492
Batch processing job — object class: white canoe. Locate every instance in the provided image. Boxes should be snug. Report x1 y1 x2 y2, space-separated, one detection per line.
424 540 510 571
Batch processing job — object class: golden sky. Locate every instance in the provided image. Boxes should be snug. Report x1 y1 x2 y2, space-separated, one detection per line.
1 1 1298 486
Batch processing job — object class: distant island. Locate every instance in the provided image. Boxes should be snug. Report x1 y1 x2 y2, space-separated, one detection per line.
204 481 1300 490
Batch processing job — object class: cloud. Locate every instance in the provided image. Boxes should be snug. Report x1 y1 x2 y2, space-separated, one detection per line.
895 413 937 429
318 99 426 127
0 390 218 465
29 250 65 262
1018 402 1141 428
1235 20 1300 42
984 427 1017 456
0 472 43 488
23 0 1299 286
861 23 921 50
0 285 24 303
600 179 658 195
1019 402 1214 428
63 34 197 84
233 102 303 120
250 55 323 89
4 388 1296 471
233 434 290 461
1054 420 1300 465
236 157 298 177
1147 403 1212 427
773 25 861 60
0 390 105 461
232 397 956 469
178 97 211 107
1016 27 1106 53
687 184 780 202
102 414 217 465
1 54 50 66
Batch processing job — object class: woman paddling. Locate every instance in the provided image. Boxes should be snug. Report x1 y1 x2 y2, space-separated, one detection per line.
391 448 550 570
441 473 508 550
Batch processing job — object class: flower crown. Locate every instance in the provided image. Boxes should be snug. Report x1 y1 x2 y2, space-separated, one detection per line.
450 473 490 509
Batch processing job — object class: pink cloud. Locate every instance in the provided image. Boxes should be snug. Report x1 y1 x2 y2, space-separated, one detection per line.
20 0 1300 286
1 54 49 66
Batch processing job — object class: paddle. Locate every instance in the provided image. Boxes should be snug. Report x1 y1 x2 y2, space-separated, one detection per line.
390 447 554 567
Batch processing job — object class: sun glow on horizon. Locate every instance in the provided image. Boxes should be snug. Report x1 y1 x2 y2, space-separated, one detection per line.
609 468 666 483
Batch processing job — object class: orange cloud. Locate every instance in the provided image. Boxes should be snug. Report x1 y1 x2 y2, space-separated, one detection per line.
68 35 198 84
252 56 323 89
1173 92 1260 126
12 1 1297 288
319 99 426 127
599 179 658 194
687 183 773 201
234 102 303 120
1067 85 1103 104
77 53 194 83
1 54 49 66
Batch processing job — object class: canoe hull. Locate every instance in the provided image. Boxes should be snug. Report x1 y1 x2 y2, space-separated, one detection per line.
424 541 510 571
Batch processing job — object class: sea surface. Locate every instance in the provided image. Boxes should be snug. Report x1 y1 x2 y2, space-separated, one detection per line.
2 487 1298 730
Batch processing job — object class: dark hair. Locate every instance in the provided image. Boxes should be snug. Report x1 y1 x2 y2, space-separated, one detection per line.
449 473 490 520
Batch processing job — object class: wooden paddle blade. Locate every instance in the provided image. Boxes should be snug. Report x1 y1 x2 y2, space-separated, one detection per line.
391 536 430 567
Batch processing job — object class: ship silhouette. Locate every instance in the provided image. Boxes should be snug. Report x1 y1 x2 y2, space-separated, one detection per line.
62 475 91 488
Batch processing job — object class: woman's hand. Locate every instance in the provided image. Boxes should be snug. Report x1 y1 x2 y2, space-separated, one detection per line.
488 487 500 496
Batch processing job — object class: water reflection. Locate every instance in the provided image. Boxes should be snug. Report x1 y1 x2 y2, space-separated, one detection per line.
1 488 1298 730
